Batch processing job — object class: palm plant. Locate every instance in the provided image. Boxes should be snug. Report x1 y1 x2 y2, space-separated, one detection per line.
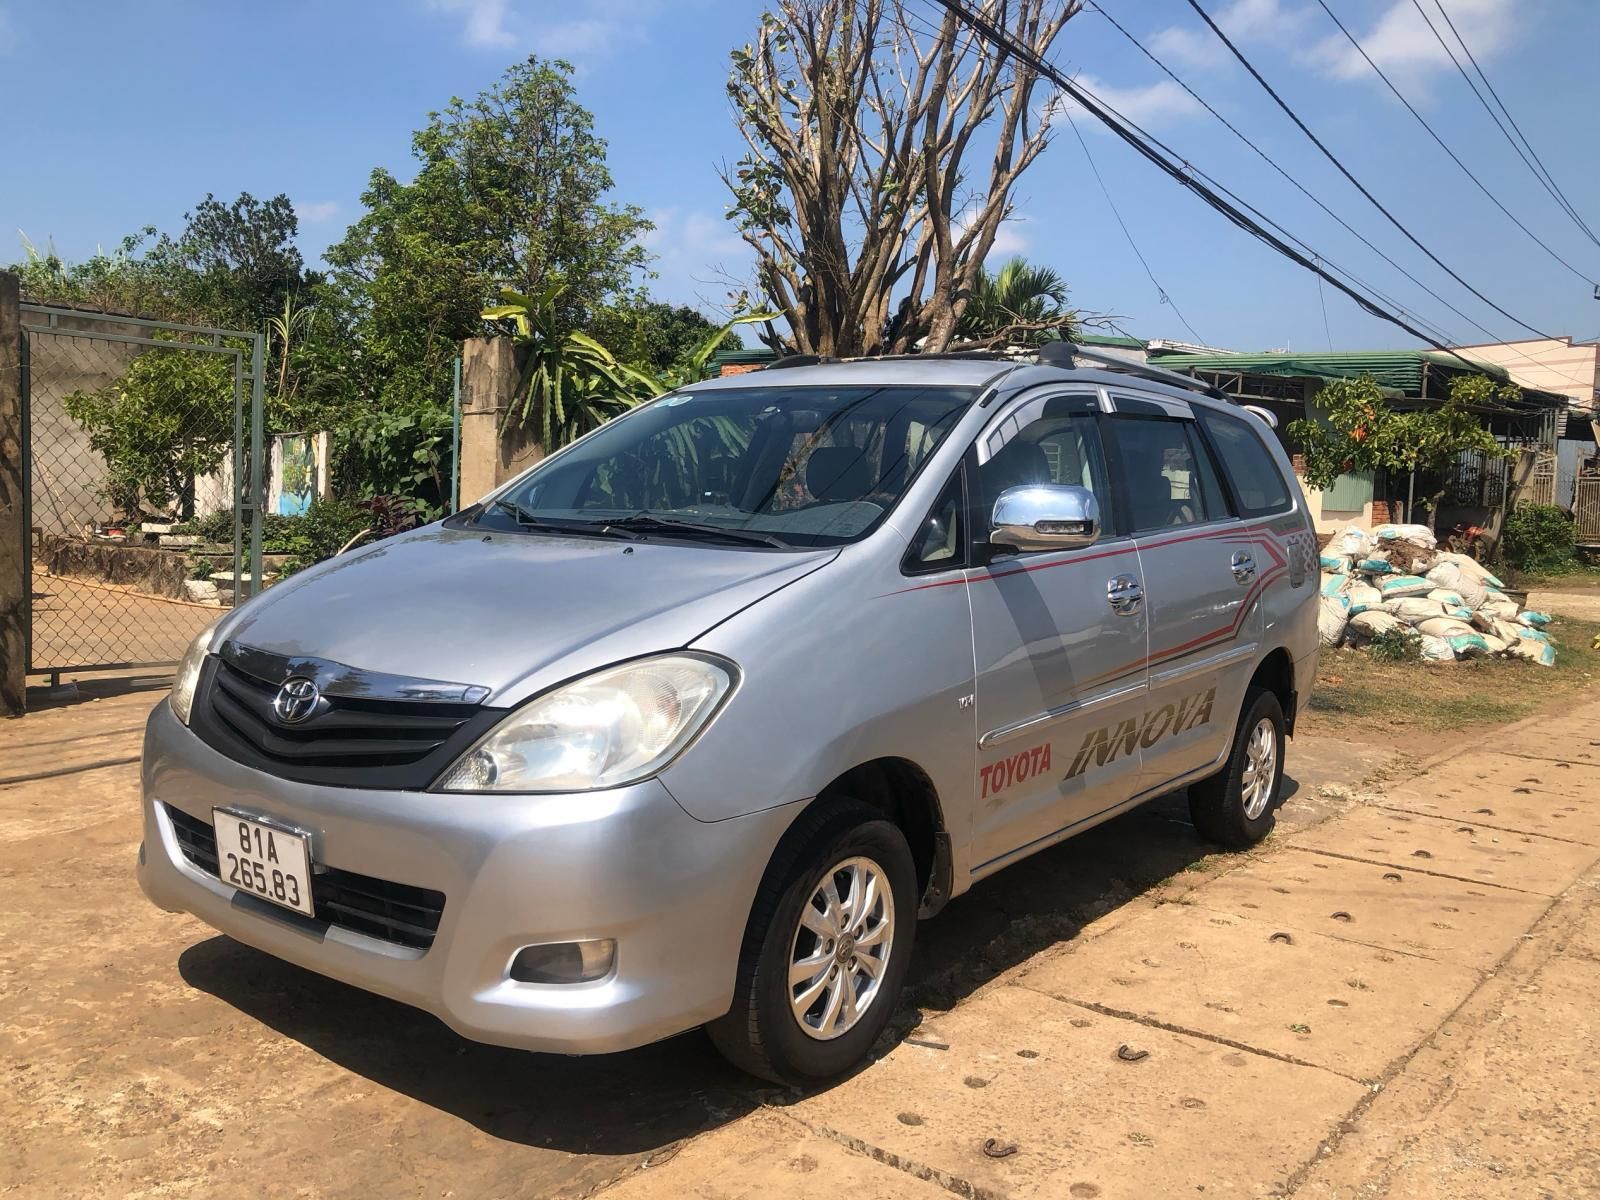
954 257 1078 348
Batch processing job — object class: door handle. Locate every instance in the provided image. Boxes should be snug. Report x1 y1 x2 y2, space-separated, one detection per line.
1107 574 1143 616
1230 551 1256 584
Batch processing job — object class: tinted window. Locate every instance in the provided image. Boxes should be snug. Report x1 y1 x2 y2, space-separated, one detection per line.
1108 416 1222 532
1198 408 1292 516
978 396 1113 542
488 384 973 548
904 468 965 573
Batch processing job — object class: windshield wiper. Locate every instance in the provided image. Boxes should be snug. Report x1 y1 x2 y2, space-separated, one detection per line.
491 499 642 540
602 513 791 549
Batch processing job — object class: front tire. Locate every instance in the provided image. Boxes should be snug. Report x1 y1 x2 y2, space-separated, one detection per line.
1188 686 1285 849
708 803 917 1085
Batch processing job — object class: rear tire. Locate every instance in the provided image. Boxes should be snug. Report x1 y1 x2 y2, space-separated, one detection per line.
1188 686 1285 849
708 802 917 1085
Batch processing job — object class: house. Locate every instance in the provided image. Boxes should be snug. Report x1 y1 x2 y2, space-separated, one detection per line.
1147 347 1569 536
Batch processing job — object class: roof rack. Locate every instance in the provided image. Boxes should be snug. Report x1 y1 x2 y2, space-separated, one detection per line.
1038 341 1229 401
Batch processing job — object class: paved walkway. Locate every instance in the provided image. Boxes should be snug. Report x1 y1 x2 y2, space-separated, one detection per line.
606 708 1600 1200
0 691 1595 1198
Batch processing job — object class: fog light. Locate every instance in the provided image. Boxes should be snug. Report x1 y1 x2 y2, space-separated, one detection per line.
509 939 616 984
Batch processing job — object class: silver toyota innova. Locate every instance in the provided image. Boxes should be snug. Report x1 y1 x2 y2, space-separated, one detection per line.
139 345 1319 1084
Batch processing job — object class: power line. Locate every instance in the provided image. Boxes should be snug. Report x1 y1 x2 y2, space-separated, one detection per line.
1313 0 1595 287
1061 107 1209 346
1088 0 1599 391
1087 1 1471 349
1182 0 1554 341
920 0 1492 371
1422 0 1600 251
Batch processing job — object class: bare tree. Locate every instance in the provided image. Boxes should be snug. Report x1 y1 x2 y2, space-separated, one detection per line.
723 0 1078 358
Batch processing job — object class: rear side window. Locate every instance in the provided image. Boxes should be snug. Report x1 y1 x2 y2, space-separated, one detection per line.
1197 408 1293 517
1106 416 1223 532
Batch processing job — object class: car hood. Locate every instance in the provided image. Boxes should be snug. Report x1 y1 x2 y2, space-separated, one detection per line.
220 524 837 703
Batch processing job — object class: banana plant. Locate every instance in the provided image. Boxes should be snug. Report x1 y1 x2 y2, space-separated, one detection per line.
482 285 659 448
481 290 779 449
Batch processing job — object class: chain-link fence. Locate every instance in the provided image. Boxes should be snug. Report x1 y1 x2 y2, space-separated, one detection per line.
20 305 263 682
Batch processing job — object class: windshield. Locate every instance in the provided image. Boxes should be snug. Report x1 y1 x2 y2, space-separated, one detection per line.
478 384 976 548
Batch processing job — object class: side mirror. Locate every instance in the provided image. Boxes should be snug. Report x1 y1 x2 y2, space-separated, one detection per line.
990 484 1101 552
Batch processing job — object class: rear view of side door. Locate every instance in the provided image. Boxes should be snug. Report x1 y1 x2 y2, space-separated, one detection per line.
1101 394 1262 792
965 390 1150 874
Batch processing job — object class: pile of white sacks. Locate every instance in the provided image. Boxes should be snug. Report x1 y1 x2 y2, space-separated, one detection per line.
1319 524 1557 666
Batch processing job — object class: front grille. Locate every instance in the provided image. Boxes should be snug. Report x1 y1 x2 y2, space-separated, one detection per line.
165 804 447 951
189 649 504 789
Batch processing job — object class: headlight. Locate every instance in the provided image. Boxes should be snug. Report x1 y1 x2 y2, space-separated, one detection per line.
170 622 218 725
436 654 736 793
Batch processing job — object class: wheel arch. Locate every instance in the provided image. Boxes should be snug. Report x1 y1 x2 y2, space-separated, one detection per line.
790 756 953 918
1250 647 1297 734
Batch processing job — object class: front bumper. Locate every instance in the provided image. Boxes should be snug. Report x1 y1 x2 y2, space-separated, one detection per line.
138 700 803 1054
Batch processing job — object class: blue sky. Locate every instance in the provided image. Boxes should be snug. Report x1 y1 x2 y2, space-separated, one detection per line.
2 0 1597 354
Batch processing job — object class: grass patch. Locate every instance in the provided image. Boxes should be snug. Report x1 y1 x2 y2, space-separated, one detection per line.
1304 614 1600 739
1508 562 1600 591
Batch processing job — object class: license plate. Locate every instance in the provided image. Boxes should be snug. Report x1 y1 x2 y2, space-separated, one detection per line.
212 808 315 918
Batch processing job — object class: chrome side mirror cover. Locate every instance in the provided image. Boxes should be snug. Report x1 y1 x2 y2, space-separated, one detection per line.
990 484 1101 552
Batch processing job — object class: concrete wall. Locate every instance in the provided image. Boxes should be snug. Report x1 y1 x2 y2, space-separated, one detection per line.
1 272 23 713
458 337 545 506
1455 337 1599 406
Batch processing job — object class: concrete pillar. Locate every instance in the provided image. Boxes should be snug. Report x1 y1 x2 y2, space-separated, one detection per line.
0 272 25 715
458 337 545 507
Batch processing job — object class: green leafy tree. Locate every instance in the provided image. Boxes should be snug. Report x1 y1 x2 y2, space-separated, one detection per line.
150 193 314 327
954 257 1078 347
591 301 745 375
11 230 198 322
1287 373 1514 527
62 344 237 520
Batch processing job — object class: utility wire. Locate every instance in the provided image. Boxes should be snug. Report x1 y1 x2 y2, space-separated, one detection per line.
1314 0 1595 287
1420 0 1600 251
1088 1 1471 350
1061 107 1209 346
920 0 1507 377
1085 1 1593 392
1182 0 1554 341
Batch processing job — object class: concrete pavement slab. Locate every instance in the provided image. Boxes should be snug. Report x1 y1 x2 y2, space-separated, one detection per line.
1288 805 1598 896
1018 902 1480 1080
1189 851 1551 969
795 984 1366 1200
596 1111 949 1199
1377 754 1600 845
1296 871 1600 1200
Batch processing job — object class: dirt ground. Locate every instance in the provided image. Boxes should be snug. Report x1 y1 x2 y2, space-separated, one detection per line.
2 679 1597 1199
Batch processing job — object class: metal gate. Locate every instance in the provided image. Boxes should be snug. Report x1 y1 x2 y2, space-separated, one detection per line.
1576 469 1600 544
20 304 264 682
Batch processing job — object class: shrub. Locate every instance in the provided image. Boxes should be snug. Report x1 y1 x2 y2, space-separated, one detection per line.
1501 504 1577 575
1367 627 1423 663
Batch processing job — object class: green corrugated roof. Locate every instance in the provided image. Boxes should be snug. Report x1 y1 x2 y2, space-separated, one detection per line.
1074 332 1147 349
1145 348 1512 395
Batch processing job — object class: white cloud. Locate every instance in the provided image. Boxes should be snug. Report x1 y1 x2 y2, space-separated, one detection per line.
641 208 752 307
1148 0 1312 68
1055 74 1203 129
293 200 340 224
428 0 514 49
954 207 1030 260
0 8 15 54
425 0 661 58
1306 0 1516 84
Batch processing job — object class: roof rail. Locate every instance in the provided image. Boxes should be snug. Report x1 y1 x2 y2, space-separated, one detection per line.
762 353 830 370
1038 341 1229 401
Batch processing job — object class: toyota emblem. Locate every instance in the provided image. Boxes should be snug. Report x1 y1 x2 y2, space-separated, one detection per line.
272 676 322 724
